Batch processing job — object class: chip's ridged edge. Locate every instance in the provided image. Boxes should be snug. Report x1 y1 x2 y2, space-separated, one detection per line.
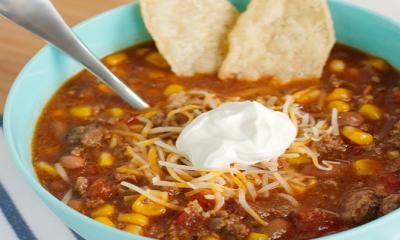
140 0 239 77
219 0 336 82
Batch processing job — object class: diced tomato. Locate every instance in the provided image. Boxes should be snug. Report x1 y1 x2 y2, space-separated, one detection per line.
393 90 400 104
77 164 101 176
290 208 342 235
379 172 400 193
278 157 289 169
175 211 198 227
123 113 140 125
175 211 189 225
191 190 215 211
87 178 115 199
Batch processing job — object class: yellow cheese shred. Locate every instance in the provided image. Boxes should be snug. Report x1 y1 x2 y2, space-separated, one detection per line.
121 181 183 211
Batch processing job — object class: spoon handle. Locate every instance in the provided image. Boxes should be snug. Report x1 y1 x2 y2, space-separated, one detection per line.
0 0 149 109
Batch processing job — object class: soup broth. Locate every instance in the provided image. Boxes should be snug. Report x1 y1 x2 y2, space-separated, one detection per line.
33 42 400 240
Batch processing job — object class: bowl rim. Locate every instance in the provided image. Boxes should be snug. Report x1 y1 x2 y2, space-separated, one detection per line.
3 0 400 239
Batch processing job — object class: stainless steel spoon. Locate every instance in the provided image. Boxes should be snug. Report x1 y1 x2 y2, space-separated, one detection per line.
0 0 149 109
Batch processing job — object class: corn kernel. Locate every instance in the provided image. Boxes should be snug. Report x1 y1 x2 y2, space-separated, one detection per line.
364 58 388 71
290 183 308 195
387 150 400 160
105 52 127 66
287 154 311 165
97 83 113 93
327 88 352 102
109 134 118 148
347 68 359 76
52 109 65 117
132 191 168 217
44 146 60 156
359 104 382 121
94 216 115 227
124 194 140 204
143 110 158 119
247 232 270 240
36 162 58 177
91 204 115 218
342 126 373 145
353 159 382 176
135 47 150 56
113 67 126 77
69 106 92 118
124 225 143 235
146 52 169 68
329 59 346 72
99 152 114 167
327 100 351 113
201 234 220 240
371 76 381 83
109 107 125 117
290 179 318 194
164 84 185 96
148 147 163 176
117 213 149 226
292 87 321 104
116 164 136 174
148 71 165 79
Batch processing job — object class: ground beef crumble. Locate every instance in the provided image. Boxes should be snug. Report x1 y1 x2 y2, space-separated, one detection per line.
315 134 347 154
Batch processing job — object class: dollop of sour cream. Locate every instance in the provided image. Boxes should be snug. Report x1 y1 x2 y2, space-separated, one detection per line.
176 101 297 168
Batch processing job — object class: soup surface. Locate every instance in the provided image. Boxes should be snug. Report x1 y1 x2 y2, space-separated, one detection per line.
33 42 400 240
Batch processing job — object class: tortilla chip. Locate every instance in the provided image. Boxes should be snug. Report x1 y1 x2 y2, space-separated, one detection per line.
140 0 239 76
219 0 335 82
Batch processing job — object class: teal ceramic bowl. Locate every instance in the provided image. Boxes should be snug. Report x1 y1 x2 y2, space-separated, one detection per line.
4 0 400 239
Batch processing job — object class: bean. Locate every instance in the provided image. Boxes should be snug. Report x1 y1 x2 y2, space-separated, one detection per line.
338 112 364 127
68 199 83 211
263 218 290 239
59 155 85 169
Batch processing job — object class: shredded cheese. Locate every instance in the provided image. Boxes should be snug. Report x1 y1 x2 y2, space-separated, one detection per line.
211 192 225 213
121 181 183 211
126 146 147 165
167 105 202 120
283 96 294 115
273 172 293 194
149 127 183 134
300 146 332 171
277 193 300 206
191 172 220 183
110 89 341 225
238 190 268 226
159 161 238 173
54 163 69 182
258 181 280 194
154 140 185 156
62 189 73 204
331 108 339 136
